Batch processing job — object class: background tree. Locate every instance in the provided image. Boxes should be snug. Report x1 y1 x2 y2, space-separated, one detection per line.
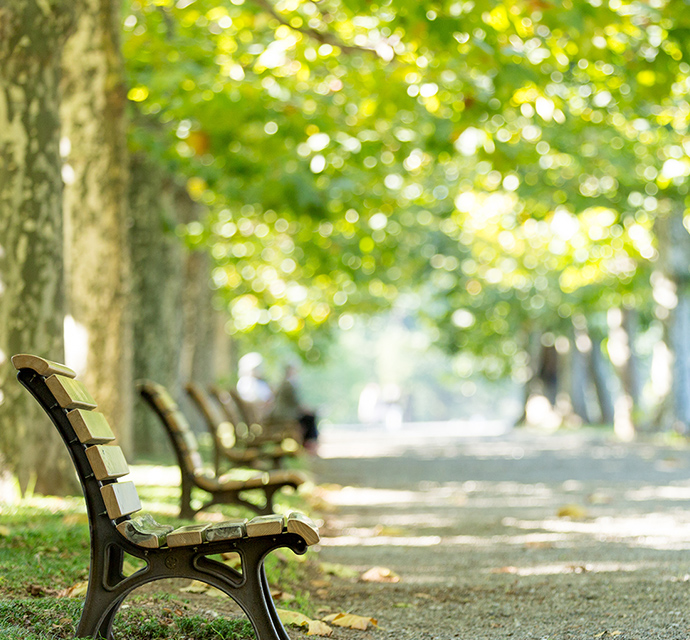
60 0 134 453
0 0 79 494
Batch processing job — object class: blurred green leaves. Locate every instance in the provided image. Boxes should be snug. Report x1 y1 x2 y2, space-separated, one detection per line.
123 0 690 362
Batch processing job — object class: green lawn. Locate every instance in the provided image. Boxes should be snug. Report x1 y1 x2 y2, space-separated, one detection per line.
0 464 319 639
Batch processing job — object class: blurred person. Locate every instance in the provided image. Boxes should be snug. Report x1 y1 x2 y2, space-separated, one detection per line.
237 352 273 417
358 381 382 424
270 363 319 454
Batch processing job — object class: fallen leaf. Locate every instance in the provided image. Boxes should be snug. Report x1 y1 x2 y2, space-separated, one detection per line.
0 525 11 537
557 504 588 520
361 566 400 583
490 566 518 574
524 541 553 549
60 581 88 598
307 620 333 636
277 609 311 628
373 524 405 537
28 584 57 597
180 580 209 594
320 562 359 579
310 579 330 588
323 613 378 630
270 589 296 602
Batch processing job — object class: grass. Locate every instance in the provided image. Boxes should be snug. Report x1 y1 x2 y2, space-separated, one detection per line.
0 598 254 639
0 462 320 639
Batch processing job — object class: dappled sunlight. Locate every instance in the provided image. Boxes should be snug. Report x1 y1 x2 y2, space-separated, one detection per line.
129 464 181 487
487 561 650 577
626 485 690 501
317 420 512 459
320 485 466 508
504 512 690 550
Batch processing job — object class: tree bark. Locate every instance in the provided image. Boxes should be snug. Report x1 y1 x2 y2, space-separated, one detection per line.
587 330 616 426
607 307 642 440
0 0 79 495
655 208 690 432
60 0 133 454
569 326 592 424
129 155 185 457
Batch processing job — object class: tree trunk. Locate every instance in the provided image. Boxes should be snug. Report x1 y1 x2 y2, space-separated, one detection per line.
655 208 690 432
587 330 616 426
60 0 133 454
129 155 185 457
0 0 79 495
569 326 592 424
607 307 642 440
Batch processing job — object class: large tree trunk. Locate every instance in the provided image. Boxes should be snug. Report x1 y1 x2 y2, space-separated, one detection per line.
655 209 690 432
60 0 133 454
129 155 185 458
0 0 79 495
175 193 216 434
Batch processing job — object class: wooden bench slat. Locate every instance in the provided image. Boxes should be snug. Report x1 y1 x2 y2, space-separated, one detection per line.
166 523 210 547
46 374 97 410
11 354 77 379
206 518 248 542
67 410 115 444
101 482 141 520
85 445 130 481
246 514 286 537
286 513 320 546
151 387 177 414
116 514 173 549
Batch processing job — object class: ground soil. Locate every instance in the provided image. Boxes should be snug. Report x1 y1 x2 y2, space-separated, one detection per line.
306 426 690 640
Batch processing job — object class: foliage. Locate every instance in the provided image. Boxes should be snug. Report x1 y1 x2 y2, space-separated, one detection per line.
122 0 690 371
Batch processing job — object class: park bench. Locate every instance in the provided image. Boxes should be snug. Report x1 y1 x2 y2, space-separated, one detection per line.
138 380 305 519
209 385 300 447
185 381 295 474
11 353 319 640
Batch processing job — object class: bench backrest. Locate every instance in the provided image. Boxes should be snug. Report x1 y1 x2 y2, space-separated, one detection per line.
11 354 142 522
186 382 238 450
137 380 204 477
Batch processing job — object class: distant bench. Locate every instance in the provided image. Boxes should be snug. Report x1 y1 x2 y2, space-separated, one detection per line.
210 385 301 446
185 381 295 474
138 380 305 519
12 354 319 640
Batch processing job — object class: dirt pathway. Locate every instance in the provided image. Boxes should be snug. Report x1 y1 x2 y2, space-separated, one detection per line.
309 426 690 639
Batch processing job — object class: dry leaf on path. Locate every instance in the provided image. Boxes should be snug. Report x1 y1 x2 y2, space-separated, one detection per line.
180 580 209 594
490 566 518 574
277 609 332 636
277 609 312 628
323 612 378 630
361 566 400 583
556 504 588 520
307 620 333 636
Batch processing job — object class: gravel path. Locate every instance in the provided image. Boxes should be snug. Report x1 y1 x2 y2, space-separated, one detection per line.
309 426 690 640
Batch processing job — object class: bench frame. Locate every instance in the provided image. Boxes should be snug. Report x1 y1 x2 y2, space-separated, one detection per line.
15 365 307 640
138 381 303 519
